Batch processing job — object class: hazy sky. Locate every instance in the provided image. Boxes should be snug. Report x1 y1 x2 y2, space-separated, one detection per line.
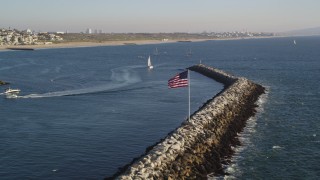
1 0 319 33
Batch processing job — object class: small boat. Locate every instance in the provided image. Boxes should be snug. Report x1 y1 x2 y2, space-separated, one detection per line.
154 48 159 56
186 48 192 57
294 40 297 45
4 88 20 95
147 56 153 69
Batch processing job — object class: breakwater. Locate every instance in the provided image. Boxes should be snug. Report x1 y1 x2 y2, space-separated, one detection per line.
6 47 35 51
107 64 265 179
0 80 9 86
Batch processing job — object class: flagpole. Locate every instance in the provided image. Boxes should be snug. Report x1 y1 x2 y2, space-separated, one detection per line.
188 69 191 121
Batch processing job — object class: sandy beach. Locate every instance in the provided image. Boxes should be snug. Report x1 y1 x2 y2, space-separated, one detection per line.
0 36 278 51
0 39 180 51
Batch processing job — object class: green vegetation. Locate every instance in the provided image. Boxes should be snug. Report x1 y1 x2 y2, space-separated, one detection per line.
58 32 274 43
59 33 207 42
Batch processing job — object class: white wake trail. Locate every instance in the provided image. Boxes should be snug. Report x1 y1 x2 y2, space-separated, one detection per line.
17 65 142 99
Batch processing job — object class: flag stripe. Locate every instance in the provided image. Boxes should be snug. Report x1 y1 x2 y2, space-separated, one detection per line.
168 78 188 83
168 70 188 88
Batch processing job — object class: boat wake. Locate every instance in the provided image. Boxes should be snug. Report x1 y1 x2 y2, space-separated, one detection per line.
16 65 142 99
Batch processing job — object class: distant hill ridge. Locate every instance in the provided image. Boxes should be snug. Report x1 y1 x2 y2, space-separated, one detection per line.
281 26 320 36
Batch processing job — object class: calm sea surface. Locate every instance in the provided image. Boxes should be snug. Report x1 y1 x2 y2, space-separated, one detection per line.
1 37 319 179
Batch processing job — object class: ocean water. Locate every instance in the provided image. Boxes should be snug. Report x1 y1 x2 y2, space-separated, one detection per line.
1 36 319 179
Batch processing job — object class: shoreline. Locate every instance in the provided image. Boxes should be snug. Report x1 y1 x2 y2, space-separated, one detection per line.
0 36 279 51
0 40 175 51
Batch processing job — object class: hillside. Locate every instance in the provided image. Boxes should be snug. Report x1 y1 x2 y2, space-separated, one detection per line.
281 26 320 36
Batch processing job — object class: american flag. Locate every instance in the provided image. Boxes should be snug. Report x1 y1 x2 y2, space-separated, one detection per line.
168 70 188 88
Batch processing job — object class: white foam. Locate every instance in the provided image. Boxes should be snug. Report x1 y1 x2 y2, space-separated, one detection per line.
218 86 269 178
226 164 237 174
272 145 283 149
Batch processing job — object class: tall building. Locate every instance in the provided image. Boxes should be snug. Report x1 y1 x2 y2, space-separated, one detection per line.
86 28 92 34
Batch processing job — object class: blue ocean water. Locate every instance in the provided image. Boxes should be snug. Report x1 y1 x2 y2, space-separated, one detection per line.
0 36 319 179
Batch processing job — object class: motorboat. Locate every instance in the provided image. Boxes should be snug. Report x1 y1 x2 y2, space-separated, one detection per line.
4 88 21 98
5 88 21 94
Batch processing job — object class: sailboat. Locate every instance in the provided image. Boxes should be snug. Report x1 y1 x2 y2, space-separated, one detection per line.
154 48 159 56
186 48 192 57
147 56 153 69
294 40 297 45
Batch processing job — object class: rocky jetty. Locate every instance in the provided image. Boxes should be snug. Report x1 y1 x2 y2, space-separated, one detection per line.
107 64 265 179
0 80 9 86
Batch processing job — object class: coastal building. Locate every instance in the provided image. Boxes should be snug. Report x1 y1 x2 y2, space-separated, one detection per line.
26 29 32 34
86 28 92 34
0 28 64 46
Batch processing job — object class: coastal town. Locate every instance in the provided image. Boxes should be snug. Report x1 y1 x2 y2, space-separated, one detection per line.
0 27 274 47
0 28 63 46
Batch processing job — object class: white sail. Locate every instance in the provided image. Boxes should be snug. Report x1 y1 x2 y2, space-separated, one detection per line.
186 48 192 56
147 56 153 69
154 48 159 55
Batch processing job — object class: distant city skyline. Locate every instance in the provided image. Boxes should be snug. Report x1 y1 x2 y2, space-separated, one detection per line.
1 0 319 33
